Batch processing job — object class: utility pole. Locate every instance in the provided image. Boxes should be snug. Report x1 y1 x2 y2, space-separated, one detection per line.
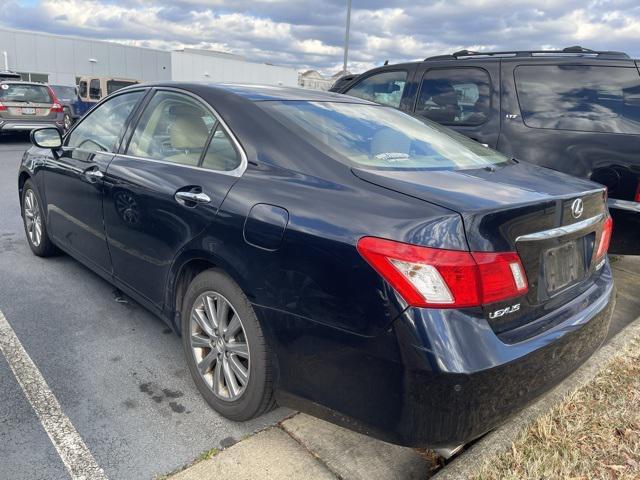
343 0 352 74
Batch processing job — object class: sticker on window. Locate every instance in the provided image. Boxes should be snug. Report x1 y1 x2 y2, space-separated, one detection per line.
375 152 410 163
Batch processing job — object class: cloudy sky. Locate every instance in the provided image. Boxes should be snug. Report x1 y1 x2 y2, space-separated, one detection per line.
1 0 639 75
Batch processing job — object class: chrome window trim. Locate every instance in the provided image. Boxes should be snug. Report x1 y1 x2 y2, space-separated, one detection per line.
608 198 640 213
515 213 604 242
124 86 248 178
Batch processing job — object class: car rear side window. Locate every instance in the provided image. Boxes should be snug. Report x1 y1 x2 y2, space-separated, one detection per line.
201 127 241 171
415 68 491 126
0 83 52 103
259 101 509 170
127 91 215 166
344 71 407 108
515 65 640 134
89 79 101 100
78 81 87 98
67 91 143 152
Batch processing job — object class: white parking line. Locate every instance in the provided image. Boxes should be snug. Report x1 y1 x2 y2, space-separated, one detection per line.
0 309 108 480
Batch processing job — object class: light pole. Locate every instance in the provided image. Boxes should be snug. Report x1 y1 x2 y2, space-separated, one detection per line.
343 0 352 74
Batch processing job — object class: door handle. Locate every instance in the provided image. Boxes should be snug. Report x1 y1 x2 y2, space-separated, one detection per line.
175 190 211 205
84 167 104 181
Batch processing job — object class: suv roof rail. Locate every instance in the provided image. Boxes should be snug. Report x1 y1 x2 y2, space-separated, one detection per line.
424 46 630 61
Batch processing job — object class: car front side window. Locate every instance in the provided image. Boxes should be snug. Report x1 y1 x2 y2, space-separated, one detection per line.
126 91 216 166
344 70 408 108
67 91 144 152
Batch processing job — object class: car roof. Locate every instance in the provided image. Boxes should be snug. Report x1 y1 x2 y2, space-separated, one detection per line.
357 49 637 72
125 81 376 103
0 80 49 86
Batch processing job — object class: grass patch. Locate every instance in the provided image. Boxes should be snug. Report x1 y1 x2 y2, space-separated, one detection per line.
197 447 219 462
473 336 640 480
154 447 220 479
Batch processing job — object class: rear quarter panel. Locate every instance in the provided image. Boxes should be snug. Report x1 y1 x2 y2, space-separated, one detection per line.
201 161 466 337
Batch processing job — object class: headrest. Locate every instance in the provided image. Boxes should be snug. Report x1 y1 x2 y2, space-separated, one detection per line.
170 114 209 150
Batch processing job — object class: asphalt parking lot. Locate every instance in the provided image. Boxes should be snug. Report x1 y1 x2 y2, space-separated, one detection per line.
0 133 638 480
0 133 289 479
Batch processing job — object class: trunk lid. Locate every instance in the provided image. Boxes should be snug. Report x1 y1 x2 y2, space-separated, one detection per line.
353 161 609 336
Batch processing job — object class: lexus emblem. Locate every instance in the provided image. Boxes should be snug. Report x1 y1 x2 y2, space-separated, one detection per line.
571 198 584 219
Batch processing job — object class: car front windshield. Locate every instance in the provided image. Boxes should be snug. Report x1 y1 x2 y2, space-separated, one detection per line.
258 100 510 170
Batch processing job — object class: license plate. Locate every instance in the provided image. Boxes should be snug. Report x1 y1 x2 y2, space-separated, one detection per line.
21 107 36 115
544 241 584 292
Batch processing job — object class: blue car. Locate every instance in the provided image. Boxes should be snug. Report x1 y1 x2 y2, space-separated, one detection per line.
49 84 91 131
18 83 614 451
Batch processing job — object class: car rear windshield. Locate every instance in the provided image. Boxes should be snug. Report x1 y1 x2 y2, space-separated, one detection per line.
0 83 52 103
258 101 509 170
51 85 76 99
515 65 640 134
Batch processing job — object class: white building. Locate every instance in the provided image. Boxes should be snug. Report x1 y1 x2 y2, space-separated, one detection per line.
298 69 353 91
298 70 333 91
0 26 298 87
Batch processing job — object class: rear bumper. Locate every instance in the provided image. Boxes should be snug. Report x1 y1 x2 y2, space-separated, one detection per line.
0 120 64 132
268 263 615 448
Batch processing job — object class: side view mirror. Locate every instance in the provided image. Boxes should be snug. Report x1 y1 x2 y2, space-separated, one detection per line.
31 128 62 150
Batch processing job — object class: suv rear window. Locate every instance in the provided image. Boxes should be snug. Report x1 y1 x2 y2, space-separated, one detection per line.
107 80 137 95
515 65 640 134
0 83 52 103
259 101 509 171
51 85 76 100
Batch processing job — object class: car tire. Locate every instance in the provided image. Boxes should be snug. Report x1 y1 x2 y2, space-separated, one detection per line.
21 180 57 257
62 109 73 131
181 268 276 421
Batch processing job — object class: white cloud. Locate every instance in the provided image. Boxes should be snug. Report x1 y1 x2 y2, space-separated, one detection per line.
1 0 638 76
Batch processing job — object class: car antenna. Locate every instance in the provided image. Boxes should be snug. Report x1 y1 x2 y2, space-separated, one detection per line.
383 60 389 65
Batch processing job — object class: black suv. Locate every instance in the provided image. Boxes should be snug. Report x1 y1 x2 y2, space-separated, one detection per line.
334 46 640 252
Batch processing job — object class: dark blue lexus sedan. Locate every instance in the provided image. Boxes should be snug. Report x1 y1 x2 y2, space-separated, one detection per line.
18 83 615 452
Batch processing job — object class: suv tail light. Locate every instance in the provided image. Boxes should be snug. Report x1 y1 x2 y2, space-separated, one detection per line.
594 216 613 261
46 86 64 113
0 102 6 111
357 237 528 308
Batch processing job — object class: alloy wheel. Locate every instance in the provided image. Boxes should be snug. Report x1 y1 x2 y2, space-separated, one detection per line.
23 189 43 247
63 113 72 131
189 291 250 401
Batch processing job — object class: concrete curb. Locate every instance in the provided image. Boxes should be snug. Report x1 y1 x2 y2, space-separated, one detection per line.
433 312 640 480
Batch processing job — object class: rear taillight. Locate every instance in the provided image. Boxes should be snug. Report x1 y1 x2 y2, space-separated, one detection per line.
634 182 640 203
595 216 613 261
357 237 528 308
0 102 6 111
46 86 64 113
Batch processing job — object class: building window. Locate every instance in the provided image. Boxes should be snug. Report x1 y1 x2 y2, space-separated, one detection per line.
16 72 49 83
